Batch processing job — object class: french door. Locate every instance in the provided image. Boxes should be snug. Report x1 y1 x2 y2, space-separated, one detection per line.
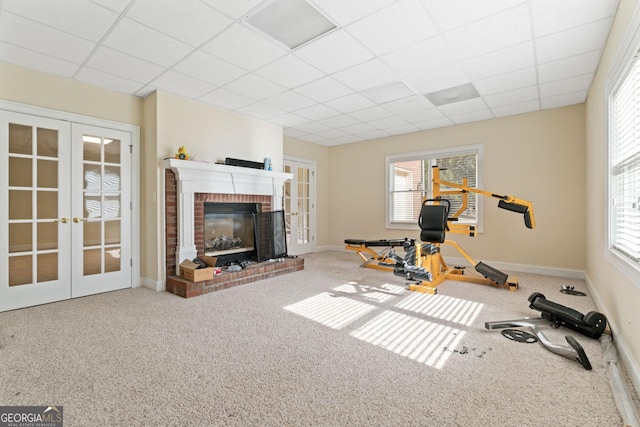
0 111 132 312
283 157 316 255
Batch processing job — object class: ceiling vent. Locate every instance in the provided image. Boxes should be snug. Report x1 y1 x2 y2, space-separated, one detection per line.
245 0 337 50
424 83 480 106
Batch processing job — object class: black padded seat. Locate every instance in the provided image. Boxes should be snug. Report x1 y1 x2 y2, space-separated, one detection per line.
345 239 366 245
418 203 448 243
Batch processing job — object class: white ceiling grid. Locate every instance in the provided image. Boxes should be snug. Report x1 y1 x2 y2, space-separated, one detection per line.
0 0 619 146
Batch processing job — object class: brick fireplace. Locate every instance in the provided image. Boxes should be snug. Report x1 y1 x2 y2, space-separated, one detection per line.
161 159 304 298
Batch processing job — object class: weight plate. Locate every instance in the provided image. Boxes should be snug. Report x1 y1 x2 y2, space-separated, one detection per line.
501 329 538 343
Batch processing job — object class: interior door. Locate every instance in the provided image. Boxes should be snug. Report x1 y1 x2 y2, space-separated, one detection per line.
0 111 72 312
284 158 315 255
71 124 131 297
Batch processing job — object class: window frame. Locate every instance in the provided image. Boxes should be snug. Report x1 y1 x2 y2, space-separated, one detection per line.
385 144 484 232
606 4 640 290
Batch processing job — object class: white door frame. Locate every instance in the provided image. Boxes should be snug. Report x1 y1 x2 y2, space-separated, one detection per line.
0 100 141 291
284 155 316 255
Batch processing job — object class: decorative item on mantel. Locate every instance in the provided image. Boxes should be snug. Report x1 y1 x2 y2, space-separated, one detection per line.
174 145 189 160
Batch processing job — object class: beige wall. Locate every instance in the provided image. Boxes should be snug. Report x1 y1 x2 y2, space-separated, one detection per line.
328 105 586 270
585 0 640 389
283 136 330 247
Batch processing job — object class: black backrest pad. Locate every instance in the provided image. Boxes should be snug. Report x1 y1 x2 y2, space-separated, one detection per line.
419 205 448 243
530 296 585 325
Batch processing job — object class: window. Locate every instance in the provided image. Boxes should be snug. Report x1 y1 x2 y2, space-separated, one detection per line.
386 145 483 230
607 6 640 288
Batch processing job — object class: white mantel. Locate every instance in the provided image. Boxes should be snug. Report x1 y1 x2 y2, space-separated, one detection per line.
161 158 293 265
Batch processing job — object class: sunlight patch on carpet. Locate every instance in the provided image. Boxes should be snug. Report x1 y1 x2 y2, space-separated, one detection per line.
284 292 376 329
351 310 465 369
394 293 483 326
332 282 406 303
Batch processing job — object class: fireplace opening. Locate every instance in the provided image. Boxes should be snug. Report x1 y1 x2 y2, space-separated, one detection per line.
204 202 259 265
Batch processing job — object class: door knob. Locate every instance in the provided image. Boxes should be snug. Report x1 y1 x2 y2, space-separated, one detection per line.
73 217 88 223
55 217 70 224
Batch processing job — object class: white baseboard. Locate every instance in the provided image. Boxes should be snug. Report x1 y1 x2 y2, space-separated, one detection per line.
584 273 640 399
140 277 163 292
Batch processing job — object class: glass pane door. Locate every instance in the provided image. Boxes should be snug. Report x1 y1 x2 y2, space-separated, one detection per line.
71 124 131 297
283 158 315 255
0 111 71 312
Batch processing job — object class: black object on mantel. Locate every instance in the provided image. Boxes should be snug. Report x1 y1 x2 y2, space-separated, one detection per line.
225 157 264 170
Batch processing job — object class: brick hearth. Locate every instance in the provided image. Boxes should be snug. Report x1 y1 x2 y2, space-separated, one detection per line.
164 169 304 298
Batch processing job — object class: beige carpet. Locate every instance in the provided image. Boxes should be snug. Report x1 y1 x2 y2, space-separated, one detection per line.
0 251 636 426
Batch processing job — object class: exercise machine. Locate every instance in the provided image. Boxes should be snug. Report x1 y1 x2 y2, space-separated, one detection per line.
392 166 535 294
344 238 409 271
485 292 608 370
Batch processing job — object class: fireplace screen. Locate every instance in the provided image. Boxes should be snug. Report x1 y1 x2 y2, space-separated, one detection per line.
254 210 287 261
204 203 259 260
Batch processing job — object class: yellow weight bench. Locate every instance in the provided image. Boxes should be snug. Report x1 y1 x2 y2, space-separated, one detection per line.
344 238 410 271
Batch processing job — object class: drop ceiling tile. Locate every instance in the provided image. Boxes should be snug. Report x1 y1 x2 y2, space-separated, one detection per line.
461 42 535 80
0 13 95 64
294 29 374 74
89 0 131 13
361 81 415 103
294 77 353 103
237 102 286 120
491 100 540 117
404 63 470 94
421 0 526 32
381 36 456 77
313 0 397 26
540 74 593 98
349 105 394 122
400 107 445 123
414 117 454 130
294 122 333 134
127 0 232 47
324 93 376 113
173 51 246 86
318 115 361 128
358 129 391 140
104 18 191 67
438 98 487 116
383 95 434 114
0 41 78 78
443 4 531 60
254 54 324 89
152 70 216 99
87 46 165 84
371 116 409 129
201 0 264 19
224 73 286 100
295 104 340 121
474 67 537 96
448 109 494 125
484 85 539 108
347 0 438 55
387 123 420 135
202 24 287 71
75 67 143 94
4 0 118 42
538 50 600 83
541 90 587 109
199 88 255 110
271 113 310 127
315 128 350 139
300 134 330 144
531 0 618 37
536 19 612 64
341 122 377 134
263 91 316 112
330 135 365 144
332 59 398 91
